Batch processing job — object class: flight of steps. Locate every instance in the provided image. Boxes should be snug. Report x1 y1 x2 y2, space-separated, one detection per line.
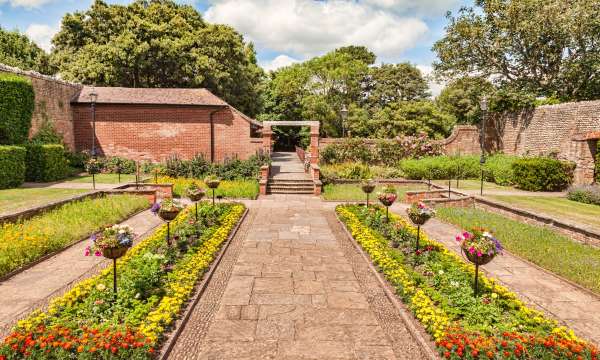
267 178 314 194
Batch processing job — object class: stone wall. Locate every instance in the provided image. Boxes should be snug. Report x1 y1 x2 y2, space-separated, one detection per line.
72 104 262 162
487 101 600 184
0 64 82 150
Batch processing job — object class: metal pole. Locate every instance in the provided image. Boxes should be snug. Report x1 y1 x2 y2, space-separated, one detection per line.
212 189 216 205
195 202 198 221
166 221 171 245
91 102 96 158
480 168 484 196
366 193 369 207
113 258 117 300
474 264 479 297
416 225 420 252
448 179 451 199
92 173 96 190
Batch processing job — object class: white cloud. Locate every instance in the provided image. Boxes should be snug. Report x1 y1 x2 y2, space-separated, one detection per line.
417 64 445 97
0 0 55 9
260 54 301 72
25 23 58 52
205 0 428 61
363 0 462 16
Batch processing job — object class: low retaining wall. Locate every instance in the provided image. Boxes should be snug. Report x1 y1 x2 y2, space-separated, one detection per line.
116 183 173 199
405 189 474 208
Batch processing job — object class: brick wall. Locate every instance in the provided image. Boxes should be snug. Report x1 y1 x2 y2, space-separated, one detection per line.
437 125 481 155
72 104 261 162
0 64 82 150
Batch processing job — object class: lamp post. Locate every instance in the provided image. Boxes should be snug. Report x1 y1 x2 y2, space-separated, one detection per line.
479 96 488 196
340 104 348 138
89 87 98 158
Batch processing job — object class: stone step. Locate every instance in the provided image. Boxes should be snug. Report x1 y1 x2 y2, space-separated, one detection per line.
268 189 314 194
267 185 314 191
268 179 313 184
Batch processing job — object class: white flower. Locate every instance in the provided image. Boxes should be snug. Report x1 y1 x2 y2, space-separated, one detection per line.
438 270 445 275
450 281 459 287
118 230 126 234
96 283 106 291
491 292 498 299
483 231 493 238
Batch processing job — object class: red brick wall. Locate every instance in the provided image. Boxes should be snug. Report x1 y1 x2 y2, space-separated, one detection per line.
73 104 261 162
0 64 82 150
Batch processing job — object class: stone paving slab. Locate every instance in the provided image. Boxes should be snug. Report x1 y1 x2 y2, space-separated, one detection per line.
390 202 600 345
0 209 162 336
168 196 429 360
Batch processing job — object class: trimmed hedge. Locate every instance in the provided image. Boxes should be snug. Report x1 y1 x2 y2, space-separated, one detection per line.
25 144 69 182
567 185 600 206
399 155 480 180
483 153 519 186
0 145 26 189
0 73 34 145
512 157 575 191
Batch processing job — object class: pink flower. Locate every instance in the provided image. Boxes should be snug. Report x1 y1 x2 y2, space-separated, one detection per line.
463 231 471 239
477 251 483 257
84 246 91 257
468 247 475 254
455 235 462 242
94 251 102 257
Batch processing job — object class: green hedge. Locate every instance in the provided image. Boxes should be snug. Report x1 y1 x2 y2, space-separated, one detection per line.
0 145 26 189
25 144 69 182
0 73 34 145
512 157 575 191
399 155 480 180
483 154 519 186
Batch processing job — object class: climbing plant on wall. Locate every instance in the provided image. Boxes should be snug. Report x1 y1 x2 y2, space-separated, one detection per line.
0 73 34 145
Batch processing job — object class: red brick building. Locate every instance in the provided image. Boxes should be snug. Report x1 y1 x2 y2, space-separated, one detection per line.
71 87 263 162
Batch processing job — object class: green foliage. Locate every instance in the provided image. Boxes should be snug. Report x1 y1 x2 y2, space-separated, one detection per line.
25 144 69 182
364 63 430 109
162 152 269 180
320 163 402 184
65 151 90 169
0 27 55 74
399 155 481 180
0 194 148 278
370 100 455 139
436 77 495 124
433 0 600 101
51 0 263 116
0 73 34 145
483 154 520 186
567 185 600 206
29 119 64 145
511 158 575 191
0 145 26 189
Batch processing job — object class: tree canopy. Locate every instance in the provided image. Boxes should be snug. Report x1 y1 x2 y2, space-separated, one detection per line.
433 0 600 101
0 27 54 74
436 77 494 125
50 0 264 116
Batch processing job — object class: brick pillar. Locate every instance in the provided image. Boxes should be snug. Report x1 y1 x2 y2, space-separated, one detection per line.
310 126 319 165
263 127 273 154
573 139 596 185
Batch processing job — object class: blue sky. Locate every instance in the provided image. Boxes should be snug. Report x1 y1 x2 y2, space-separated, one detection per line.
0 0 471 94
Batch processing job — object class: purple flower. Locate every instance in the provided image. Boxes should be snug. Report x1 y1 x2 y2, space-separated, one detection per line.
90 233 97 242
493 238 504 252
151 202 160 215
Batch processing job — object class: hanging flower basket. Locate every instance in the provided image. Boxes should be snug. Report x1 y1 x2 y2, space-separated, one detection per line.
152 199 184 221
406 202 436 226
204 175 221 189
462 248 495 265
186 183 206 202
456 228 503 266
85 225 135 259
377 189 397 207
361 180 376 194
102 246 129 259
159 209 180 221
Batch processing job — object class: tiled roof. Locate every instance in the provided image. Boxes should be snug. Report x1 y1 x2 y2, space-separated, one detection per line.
73 86 228 106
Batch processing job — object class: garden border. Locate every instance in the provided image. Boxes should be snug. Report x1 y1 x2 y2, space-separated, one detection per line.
0 204 151 283
334 211 441 360
158 206 249 359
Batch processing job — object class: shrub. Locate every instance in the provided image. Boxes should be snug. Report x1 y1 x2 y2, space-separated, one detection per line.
320 138 373 164
103 156 136 174
483 153 519 186
161 152 269 180
511 157 575 191
0 145 26 189
320 163 373 184
65 150 90 169
0 73 34 145
399 155 480 180
567 185 600 206
25 144 69 182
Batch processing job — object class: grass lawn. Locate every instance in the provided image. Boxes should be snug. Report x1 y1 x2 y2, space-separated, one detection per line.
64 173 140 184
322 183 427 201
436 207 600 294
433 179 516 192
489 195 600 229
0 194 149 277
0 188 90 215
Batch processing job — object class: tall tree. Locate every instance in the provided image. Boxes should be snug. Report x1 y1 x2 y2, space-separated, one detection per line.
433 0 600 101
50 0 264 116
364 63 430 109
0 27 54 74
436 77 494 124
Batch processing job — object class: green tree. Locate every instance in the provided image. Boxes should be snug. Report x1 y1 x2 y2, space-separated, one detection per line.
0 27 54 74
365 63 430 108
371 100 455 139
433 0 600 101
436 77 494 124
50 0 263 116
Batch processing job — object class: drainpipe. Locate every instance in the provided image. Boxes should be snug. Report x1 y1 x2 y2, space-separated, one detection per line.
209 108 221 163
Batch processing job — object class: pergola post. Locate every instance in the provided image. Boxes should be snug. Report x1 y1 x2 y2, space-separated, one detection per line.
310 126 319 165
262 126 273 155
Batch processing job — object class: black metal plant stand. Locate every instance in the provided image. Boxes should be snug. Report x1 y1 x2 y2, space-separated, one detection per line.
117 170 121 183
474 263 480 297
195 202 199 221
92 173 96 190
366 193 370 207
113 258 118 300
448 179 451 199
415 225 421 252
166 221 171 245
212 189 216 205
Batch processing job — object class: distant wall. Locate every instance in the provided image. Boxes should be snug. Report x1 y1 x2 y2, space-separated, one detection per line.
0 64 82 150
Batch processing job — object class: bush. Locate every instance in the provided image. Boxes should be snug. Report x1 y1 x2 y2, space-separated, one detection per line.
161 152 270 180
511 157 575 191
0 145 26 189
399 155 480 180
103 156 136 174
25 144 69 182
567 185 600 206
320 138 373 164
65 151 91 169
0 73 34 145
483 154 519 186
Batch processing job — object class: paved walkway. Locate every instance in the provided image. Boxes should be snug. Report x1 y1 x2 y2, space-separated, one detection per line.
0 209 163 336
270 152 311 180
168 195 429 359
390 202 600 345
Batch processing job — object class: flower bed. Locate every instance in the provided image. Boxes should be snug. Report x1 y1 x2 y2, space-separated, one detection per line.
0 194 149 278
336 204 597 359
156 176 259 199
0 202 246 359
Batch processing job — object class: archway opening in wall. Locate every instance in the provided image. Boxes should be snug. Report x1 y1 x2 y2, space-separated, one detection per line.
272 125 310 152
